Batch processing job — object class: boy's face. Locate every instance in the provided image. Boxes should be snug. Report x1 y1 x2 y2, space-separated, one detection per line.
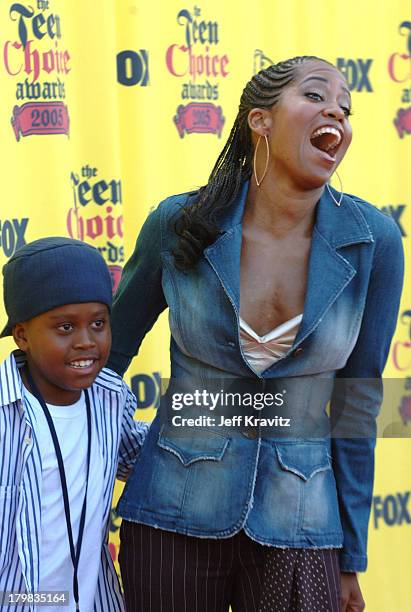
13 302 111 405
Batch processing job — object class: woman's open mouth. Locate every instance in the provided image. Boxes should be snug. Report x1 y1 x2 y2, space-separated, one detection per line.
310 125 343 162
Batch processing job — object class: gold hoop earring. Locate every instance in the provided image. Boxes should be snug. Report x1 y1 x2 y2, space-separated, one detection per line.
253 134 270 187
326 170 343 207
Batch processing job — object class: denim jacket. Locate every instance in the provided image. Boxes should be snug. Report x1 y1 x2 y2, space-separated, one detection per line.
107 182 404 572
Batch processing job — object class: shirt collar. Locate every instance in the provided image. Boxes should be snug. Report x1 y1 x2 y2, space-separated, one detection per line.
0 351 123 408
94 367 124 394
0 350 26 406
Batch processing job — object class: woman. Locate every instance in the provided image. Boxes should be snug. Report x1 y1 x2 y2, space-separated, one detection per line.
107 56 404 611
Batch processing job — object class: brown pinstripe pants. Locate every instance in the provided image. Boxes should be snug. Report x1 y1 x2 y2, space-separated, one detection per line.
119 521 340 612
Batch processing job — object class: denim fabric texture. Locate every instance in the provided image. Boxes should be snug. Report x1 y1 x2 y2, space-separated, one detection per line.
107 182 404 572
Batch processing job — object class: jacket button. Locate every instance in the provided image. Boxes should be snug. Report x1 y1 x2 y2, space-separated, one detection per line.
242 428 258 439
293 347 303 357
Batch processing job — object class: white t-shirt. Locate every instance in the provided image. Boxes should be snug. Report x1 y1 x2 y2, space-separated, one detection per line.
26 389 104 612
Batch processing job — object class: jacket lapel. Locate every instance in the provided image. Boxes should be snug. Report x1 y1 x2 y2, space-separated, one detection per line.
293 223 356 346
203 181 248 313
294 187 374 345
203 182 374 353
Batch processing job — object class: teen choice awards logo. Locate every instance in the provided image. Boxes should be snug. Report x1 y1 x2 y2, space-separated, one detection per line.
3 1 70 141
166 5 228 137
67 165 124 292
399 392 411 425
109 509 121 563
388 21 411 138
392 310 411 373
253 49 274 74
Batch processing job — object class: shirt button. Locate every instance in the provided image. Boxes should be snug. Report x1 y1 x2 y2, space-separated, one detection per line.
242 428 258 439
293 347 303 357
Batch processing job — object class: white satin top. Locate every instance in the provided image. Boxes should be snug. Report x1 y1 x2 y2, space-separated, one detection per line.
239 314 303 375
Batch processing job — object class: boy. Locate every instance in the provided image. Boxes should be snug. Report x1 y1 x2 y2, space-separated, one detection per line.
0 237 148 612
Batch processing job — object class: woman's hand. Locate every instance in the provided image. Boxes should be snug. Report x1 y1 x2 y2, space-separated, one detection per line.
340 572 365 611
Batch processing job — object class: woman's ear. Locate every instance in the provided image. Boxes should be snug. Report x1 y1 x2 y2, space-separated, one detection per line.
13 323 29 351
247 108 273 136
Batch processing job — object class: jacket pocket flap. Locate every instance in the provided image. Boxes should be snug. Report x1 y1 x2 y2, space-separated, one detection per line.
275 443 331 481
158 426 230 466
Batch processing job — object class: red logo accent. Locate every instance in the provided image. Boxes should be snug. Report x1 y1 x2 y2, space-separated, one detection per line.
392 341 411 371
394 106 411 138
174 103 224 137
11 101 69 141
108 265 122 293
399 396 411 424
108 542 117 562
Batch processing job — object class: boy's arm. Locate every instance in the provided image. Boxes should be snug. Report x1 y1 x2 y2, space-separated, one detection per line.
117 384 150 481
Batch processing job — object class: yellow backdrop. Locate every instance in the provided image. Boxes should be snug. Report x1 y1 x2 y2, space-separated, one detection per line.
1 1 410 610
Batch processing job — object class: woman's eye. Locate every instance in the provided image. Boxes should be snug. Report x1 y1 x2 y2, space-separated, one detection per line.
341 106 353 118
305 92 324 102
58 323 73 333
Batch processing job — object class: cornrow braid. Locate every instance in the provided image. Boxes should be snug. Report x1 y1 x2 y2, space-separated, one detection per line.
173 55 331 270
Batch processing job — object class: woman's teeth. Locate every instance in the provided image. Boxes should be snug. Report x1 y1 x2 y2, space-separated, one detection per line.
310 126 342 152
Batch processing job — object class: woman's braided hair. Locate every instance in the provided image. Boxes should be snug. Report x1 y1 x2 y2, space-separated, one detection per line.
173 55 331 270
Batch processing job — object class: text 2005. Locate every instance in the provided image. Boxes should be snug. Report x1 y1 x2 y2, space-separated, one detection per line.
192 109 211 127
31 108 64 128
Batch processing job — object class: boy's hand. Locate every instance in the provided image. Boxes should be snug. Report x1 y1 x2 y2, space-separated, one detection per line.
340 572 365 611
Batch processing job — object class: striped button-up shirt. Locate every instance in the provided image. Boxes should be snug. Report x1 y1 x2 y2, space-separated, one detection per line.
0 351 149 612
